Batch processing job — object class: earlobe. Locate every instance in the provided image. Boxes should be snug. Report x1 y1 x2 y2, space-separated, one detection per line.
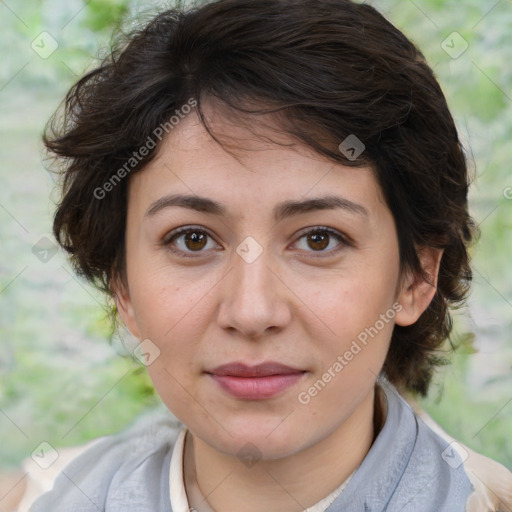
111 278 141 339
395 246 444 327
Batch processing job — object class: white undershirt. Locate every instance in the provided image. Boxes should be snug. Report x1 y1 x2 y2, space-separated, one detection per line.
169 427 355 512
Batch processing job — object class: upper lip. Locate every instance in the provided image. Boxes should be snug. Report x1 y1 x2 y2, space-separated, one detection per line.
208 362 304 377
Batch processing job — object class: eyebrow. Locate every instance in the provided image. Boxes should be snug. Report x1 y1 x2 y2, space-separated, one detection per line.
145 193 368 222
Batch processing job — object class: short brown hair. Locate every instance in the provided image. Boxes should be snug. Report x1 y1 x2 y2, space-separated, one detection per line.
44 0 477 396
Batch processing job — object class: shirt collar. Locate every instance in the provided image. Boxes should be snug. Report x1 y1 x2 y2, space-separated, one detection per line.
169 381 389 512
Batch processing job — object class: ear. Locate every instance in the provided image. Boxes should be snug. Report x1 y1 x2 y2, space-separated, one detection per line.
111 277 141 339
395 246 444 327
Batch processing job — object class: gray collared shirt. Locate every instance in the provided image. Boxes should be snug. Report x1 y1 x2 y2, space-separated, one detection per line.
29 377 511 511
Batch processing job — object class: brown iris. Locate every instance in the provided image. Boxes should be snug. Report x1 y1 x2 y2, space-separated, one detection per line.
307 231 329 251
184 231 207 251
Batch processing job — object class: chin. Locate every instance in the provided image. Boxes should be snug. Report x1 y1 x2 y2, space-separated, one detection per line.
202 422 311 461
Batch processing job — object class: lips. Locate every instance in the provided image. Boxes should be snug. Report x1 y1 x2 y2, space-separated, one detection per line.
209 361 304 377
207 361 306 400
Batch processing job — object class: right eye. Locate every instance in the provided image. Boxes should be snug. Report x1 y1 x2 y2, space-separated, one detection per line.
163 226 222 258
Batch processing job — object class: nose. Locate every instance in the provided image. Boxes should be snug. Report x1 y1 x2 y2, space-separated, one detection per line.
216 242 292 340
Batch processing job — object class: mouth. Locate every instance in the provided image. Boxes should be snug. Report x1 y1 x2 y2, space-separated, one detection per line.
206 361 307 400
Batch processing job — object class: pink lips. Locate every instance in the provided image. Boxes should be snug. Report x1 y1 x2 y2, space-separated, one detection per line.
207 362 306 400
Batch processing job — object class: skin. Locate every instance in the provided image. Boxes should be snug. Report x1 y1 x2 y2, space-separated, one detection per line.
114 102 442 512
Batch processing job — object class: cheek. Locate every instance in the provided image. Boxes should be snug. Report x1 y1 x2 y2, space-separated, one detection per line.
146 363 210 431
310 264 398 335
139 304 204 421
129 265 210 338
303 258 398 380
298 287 395 420
128 271 212 387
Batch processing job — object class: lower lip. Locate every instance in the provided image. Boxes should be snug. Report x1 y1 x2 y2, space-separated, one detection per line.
209 373 305 400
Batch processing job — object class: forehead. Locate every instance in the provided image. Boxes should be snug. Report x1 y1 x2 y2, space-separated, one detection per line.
127 105 386 219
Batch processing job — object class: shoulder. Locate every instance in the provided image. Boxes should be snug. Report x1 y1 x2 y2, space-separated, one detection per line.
349 379 512 512
29 410 183 512
406 391 512 512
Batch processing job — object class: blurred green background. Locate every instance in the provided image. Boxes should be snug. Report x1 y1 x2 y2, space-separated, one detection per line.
0 0 511 473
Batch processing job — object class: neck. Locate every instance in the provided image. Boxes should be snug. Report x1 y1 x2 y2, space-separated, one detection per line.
184 384 385 512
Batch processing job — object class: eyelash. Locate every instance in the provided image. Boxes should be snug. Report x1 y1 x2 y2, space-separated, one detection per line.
162 225 352 259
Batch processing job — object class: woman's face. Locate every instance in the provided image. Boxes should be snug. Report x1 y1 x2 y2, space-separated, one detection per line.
116 106 415 460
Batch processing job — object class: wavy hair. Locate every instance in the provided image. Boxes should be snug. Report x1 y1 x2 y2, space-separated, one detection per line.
44 0 477 396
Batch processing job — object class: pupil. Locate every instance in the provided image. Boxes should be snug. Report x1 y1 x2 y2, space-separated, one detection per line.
308 231 328 250
186 232 206 250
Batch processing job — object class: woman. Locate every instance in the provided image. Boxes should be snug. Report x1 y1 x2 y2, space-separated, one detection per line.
29 0 512 510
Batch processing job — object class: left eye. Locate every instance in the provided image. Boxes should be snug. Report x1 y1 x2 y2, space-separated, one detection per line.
293 227 348 255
